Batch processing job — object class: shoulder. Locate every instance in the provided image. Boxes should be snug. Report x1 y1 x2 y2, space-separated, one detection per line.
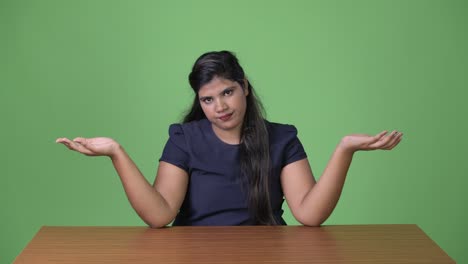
265 120 299 143
166 119 211 151
266 120 307 164
266 120 298 132
168 119 210 136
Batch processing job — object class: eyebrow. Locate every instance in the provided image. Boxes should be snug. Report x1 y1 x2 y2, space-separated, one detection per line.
199 86 236 101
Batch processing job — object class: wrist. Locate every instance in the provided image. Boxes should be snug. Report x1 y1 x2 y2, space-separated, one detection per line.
109 144 124 160
338 136 357 155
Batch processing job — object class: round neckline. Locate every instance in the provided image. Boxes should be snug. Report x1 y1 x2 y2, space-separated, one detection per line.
203 119 241 147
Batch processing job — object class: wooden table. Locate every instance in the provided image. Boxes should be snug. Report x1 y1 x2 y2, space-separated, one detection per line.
14 225 455 263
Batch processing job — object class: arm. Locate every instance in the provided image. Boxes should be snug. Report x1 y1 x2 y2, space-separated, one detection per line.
111 147 188 228
281 130 403 227
56 137 188 228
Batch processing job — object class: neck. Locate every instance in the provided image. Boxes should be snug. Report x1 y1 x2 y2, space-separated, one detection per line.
211 124 242 145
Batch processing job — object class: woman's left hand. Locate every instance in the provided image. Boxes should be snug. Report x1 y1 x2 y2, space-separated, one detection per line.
339 130 403 153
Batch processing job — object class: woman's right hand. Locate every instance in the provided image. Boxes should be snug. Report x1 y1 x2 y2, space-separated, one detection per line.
56 137 121 158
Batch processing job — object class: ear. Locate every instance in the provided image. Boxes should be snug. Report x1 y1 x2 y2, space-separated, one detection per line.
243 78 250 96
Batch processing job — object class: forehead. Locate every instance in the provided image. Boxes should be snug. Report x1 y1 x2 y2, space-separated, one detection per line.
198 77 239 96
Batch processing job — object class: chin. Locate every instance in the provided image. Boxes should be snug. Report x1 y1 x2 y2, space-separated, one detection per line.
214 120 241 131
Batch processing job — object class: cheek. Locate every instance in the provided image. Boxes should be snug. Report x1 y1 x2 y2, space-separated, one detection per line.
237 96 248 109
200 104 213 116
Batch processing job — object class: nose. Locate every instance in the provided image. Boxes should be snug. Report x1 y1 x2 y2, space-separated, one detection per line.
215 98 228 113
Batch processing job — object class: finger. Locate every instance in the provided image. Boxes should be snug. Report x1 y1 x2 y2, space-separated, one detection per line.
73 137 88 146
385 133 403 150
72 141 95 155
73 137 97 155
369 130 397 149
379 131 398 149
366 131 388 146
370 131 387 142
56 137 70 143
382 131 402 149
375 130 388 140
57 137 94 155
73 137 94 156
56 138 74 148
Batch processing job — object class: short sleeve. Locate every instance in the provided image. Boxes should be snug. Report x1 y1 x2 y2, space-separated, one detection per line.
282 125 307 167
159 124 190 172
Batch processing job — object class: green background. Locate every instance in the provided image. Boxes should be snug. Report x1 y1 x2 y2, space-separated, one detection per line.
1 0 466 263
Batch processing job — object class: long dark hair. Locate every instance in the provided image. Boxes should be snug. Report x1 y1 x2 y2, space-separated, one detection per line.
184 50 277 225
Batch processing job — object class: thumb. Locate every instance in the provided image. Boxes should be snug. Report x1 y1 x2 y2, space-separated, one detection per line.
374 131 388 141
73 137 88 146
364 131 387 145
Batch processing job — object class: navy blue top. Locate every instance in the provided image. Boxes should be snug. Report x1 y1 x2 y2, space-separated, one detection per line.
159 118 307 226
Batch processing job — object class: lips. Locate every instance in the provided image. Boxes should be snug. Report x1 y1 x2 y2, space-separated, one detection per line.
219 113 233 121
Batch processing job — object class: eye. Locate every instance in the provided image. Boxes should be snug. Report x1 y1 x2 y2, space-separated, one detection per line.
223 89 234 96
202 97 213 104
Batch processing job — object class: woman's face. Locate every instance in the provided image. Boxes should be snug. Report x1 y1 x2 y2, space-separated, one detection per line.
198 76 249 137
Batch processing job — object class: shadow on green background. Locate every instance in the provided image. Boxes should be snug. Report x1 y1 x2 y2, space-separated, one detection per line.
1 0 466 263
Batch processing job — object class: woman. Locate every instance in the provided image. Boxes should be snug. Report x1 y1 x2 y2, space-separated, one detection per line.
56 50 402 227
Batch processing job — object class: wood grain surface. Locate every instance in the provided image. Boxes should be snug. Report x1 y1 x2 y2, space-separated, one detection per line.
14 225 455 263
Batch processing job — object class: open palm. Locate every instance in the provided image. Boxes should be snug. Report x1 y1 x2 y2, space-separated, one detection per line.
341 130 403 152
56 137 119 157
